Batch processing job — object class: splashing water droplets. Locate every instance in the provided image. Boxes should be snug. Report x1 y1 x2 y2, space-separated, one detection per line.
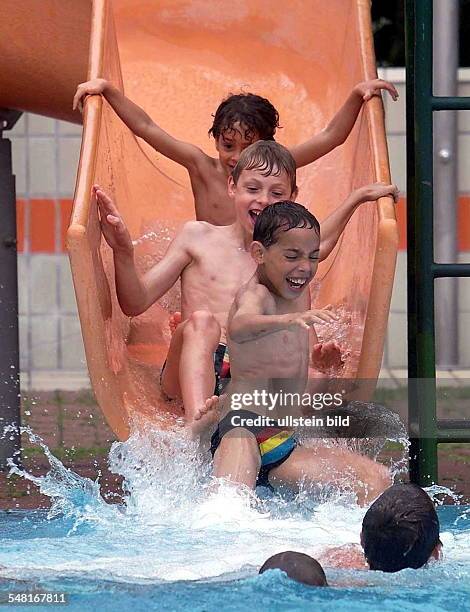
2 420 468 587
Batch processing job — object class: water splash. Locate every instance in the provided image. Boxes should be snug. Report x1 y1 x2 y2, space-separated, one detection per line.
425 484 462 506
313 302 364 373
108 425 210 518
1 422 470 593
7 427 112 531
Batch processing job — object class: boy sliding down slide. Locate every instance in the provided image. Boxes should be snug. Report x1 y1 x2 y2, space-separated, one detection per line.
210 201 392 505
94 141 397 444
73 78 398 225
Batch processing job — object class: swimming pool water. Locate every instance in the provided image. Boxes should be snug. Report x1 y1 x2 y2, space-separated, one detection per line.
1 428 469 611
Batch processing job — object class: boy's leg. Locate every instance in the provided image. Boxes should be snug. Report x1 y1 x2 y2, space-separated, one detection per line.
160 321 185 398
213 429 261 489
161 310 221 436
268 445 391 506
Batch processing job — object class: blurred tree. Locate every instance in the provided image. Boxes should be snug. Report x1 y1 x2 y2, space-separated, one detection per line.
372 0 470 66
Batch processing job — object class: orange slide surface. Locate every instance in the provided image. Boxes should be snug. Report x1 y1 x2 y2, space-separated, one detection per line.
0 0 398 440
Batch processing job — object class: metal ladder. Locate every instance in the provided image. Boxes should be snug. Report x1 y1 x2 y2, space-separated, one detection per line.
405 0 470 485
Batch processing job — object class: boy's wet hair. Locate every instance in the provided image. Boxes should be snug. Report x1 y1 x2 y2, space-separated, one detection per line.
208 93 280 142
259 551 328 587
232 140 297 195
361 483 440 573
253 201 320 248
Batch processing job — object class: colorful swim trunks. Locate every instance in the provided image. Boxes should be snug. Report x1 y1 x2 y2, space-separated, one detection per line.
210 409 297 487
160 342 231 397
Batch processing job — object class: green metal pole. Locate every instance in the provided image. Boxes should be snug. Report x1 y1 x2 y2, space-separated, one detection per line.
405 0 438 485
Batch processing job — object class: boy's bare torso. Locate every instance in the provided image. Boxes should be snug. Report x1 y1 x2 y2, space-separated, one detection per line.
180 222 254 338
227 277 310 410
189 156 235 225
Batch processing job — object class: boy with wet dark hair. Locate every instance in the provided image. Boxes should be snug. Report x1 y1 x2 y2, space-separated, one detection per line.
208 92 280 142
361 483 442 572
211 200 392 503
319 483 442 572
259 551 328 587
252 199 319 247
73 79 398 225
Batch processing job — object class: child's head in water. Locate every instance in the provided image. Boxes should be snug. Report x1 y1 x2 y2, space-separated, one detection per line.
361 483 442 572
259 551 328 587
229 141 298 235
250 200 320 300
209 93 280 173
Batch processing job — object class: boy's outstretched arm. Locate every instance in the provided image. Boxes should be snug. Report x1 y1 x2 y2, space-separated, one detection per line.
229 286 336 343
318 182 399 261
289 79 398 168
74 79 206 171
94 186 192 316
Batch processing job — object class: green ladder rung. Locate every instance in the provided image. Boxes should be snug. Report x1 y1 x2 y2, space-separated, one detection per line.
437 420 470 442
432 263 470 278
431 96 470 110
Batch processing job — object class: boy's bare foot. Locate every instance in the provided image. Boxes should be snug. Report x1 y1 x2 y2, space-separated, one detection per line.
186 395 220 438
169 312 182 335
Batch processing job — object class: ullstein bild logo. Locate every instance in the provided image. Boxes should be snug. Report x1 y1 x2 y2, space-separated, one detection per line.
229 413 351 429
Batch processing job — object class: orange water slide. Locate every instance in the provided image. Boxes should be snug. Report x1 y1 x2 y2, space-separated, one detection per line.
0 0 398 441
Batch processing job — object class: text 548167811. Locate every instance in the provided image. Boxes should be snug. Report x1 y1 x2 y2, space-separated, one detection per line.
4 593 67 605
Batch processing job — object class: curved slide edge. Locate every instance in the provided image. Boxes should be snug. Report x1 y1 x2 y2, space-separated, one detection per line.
67 0 131 440
355 0 399 380
0 0 398 439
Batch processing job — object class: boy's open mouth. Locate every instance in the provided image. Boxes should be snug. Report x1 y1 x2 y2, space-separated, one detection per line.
286 276 309 290
249 209 262 224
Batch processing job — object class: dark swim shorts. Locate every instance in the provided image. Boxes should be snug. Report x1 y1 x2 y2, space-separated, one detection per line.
210 409 297 487
160 342 231 397
213 343 231 396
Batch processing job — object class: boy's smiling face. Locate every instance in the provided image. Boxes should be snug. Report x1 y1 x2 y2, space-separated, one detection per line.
252 227 320 300
229 167 297 236
215 123 259 175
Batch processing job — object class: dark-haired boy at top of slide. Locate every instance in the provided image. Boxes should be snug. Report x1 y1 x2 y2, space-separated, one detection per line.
319 483 442 572
73 78 398 225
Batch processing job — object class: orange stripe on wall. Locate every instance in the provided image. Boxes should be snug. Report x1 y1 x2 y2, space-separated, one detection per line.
16 199 73 253
395 196 470 251
30 199 56 252
60 199 74 252
14 197 470 253
459 196 470 252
